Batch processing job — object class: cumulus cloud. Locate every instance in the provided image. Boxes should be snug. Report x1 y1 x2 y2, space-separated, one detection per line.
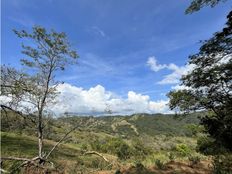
51 83 170 115
147 56 195 85
147 56 167 72
157 63 195 85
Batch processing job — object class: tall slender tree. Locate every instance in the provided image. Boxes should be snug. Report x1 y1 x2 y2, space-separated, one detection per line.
1 26 78 161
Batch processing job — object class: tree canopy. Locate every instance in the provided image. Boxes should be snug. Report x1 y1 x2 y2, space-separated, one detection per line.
168 11 232 150
186 0 229 14
1 26 78 159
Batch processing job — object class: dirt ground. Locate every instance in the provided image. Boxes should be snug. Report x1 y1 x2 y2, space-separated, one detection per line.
96 160 212 174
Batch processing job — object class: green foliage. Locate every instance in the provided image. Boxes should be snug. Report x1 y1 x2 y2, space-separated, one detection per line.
212 155 232 174
175 144 191 157
13 26 78 70
185 124 204 136
185 0 228 14
131 139 152 160
134 161 145 170
168 152 175 162
154 159 166 170
131 162 151 174
167 90 198 113
196 136 216 155
80 143 88 150
196 136 228 155
90 137 132 160
116 143 132 160
168 11 232 151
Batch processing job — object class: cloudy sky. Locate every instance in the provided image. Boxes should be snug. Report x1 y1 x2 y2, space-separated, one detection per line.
2 0 231 115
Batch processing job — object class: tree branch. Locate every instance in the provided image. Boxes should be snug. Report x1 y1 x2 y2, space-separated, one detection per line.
45 125 81 159
0 156 39 162
84 151 109 163
0 104 36 125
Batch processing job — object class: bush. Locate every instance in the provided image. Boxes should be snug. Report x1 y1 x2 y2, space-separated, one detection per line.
90 137 133 160
212 155 232 174
135 162 145 170
132 162 148 174
175 144 191 157
131 139 152 160
116 143 132 160
155 159 166 170
197 136 228 155
168 152 175 162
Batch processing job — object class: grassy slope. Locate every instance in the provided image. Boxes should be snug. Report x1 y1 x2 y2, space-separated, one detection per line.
1 132 113 173
1 112 208 173
1 132 211 174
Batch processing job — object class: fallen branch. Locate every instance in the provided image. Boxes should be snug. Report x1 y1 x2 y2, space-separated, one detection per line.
1 156 40 173
0 157 32 161
84 151 109 163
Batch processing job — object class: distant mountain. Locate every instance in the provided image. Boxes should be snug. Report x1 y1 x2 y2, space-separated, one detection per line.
58 112 203 138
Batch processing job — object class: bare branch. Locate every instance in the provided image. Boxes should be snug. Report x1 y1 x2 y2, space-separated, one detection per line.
45 125 81 159
0 104 36 125
84 151 109 163
0 156 39 162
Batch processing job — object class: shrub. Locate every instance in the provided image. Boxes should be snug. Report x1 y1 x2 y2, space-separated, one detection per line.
132 162 148 174
197 136 228 155
185 124 204 137
90 137 133 160
175 144 191 157
135 162 145 170
212 155 232 174
131 139 153 160
80 143 88 150
116 143 132 160
168 152 175 162
155 159 166 170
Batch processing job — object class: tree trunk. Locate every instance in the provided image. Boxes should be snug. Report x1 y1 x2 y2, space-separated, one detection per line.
38 112 43 159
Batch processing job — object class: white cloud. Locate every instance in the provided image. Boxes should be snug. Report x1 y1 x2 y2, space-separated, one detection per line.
147 56 166 72
157 64 194 85
51 83 171 115
149 100 170 113
147 56 195 85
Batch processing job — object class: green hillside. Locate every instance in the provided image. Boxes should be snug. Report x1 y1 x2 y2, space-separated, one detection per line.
1 111 210 173
57 112 202 137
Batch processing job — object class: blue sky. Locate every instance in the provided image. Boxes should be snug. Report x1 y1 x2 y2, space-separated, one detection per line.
1 0 231 115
